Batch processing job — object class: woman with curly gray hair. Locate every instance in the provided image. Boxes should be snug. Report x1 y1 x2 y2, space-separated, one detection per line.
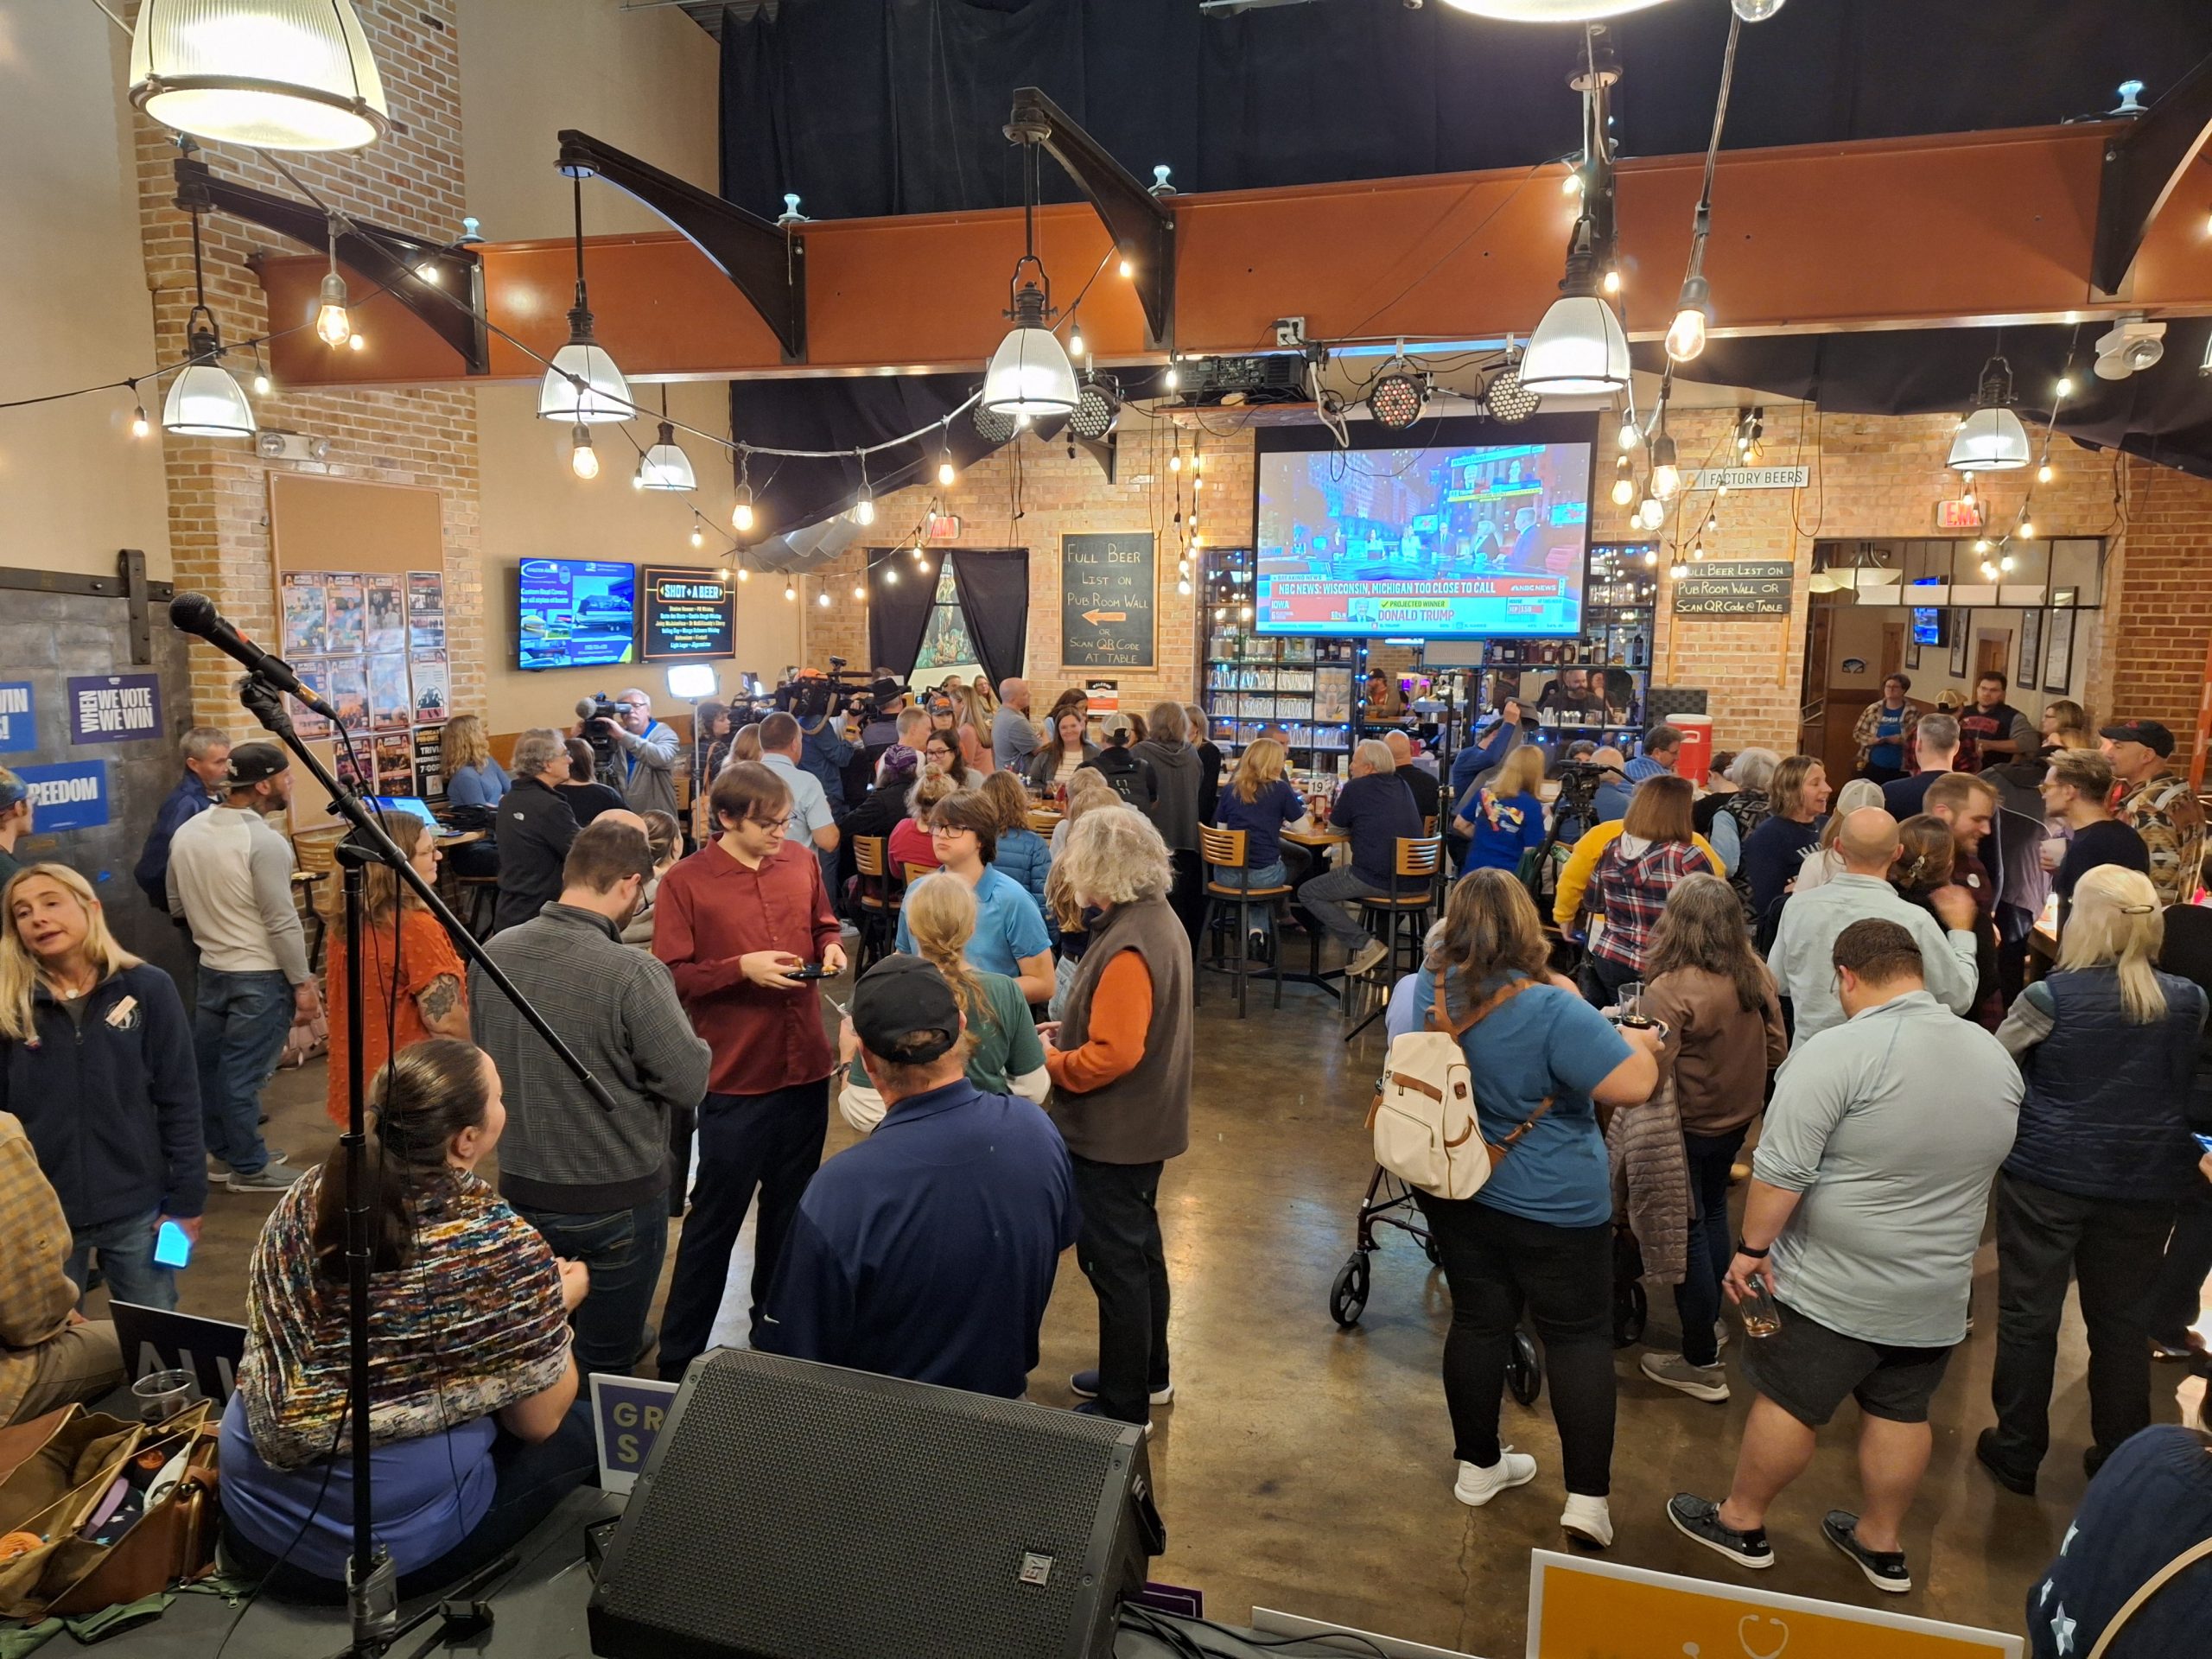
1042 807 1192 1432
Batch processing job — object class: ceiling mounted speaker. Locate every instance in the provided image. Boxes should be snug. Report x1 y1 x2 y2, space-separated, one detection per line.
1483 365 1540 424
972 404 1018 446
1068 378 1121 441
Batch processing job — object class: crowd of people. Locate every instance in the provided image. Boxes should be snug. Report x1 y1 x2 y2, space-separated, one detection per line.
0 660 2206 1644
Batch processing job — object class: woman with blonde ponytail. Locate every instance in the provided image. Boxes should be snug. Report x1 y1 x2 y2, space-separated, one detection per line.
1980 865 2211 1492
837 875 1047 1133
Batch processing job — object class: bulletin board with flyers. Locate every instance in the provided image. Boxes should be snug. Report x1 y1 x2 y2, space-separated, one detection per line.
267 474 453 824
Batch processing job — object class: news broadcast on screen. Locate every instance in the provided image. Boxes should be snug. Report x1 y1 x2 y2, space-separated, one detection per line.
1254 418 1595 639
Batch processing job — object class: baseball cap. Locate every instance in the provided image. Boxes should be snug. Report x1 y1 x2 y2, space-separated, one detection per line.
849 953 961 1065
226 741 291 786
2099 720 2175 758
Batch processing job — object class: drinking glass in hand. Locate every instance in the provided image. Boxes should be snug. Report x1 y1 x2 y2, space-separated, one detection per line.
1736 1277 1782 1339
131 1368 201 1423
1616 981 1645 1020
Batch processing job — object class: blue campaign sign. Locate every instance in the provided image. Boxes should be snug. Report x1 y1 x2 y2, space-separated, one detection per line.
588 1373 679 1496
67 672 164 745
0 682 31 753
16 761 110 832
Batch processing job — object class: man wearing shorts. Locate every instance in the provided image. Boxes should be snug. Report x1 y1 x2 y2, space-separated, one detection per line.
1669 919 2020 1592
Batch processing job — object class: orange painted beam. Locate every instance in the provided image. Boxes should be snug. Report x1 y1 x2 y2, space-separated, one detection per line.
258 120 2212 390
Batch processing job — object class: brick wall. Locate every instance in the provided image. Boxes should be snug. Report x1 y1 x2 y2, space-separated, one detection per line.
130 0 483 731
2104 458 2212 746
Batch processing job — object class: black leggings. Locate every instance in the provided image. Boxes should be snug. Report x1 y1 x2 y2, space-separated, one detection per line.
1414 1193 1616 1497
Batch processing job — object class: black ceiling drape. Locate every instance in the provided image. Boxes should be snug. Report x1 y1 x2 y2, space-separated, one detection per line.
946 548 1029 687
719 0 2212 219
868 545 938 677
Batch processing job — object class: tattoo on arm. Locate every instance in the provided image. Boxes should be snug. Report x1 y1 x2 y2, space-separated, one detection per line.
418 975 463 1029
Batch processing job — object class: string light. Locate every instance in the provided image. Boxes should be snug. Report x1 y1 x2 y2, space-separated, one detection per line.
128 383 149 439
852 582 865 601
783 578 795 601
690 521 704 549
1118 257 1133 279
1068 318 1086 359
314 218 352 346
884 567 898 585
348 333 365 352
2056 375 2075 400
817 589 830 607
569 425 599 480
735 564 749 582
1618 416 1640 451
2037 462 2055 485
1603 268 1622 296
2018 516 2037 541
1168 452 1181 474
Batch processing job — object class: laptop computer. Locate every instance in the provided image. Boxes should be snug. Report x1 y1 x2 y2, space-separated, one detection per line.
368 795 442 830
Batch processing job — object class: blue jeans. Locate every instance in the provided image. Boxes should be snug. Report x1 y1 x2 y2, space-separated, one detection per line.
1675 1125 1747 1367
1208 859 1287 937
1296 865 1388 951
64 1210 177 1313
512 1200 669 1377
194 967 293 1175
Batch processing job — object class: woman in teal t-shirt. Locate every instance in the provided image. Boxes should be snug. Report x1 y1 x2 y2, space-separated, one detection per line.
840 875 1046 1132
1387 868 1659 1550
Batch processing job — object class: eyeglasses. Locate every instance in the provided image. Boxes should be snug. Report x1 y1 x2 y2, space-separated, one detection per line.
747 814 793 831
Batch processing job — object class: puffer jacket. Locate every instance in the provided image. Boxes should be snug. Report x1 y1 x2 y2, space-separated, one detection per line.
1606 1077 1688 1286
2006 966 2207 1201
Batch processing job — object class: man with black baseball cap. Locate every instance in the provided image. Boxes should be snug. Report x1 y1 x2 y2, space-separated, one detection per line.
2102 719 2205 907
756 954 1074 1398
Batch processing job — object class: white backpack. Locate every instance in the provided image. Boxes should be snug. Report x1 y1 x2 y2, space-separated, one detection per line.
1369 979 1553 1199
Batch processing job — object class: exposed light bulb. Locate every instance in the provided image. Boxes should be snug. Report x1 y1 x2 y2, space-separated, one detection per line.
1162 364 1179 391
130 404 149 440
2018 518 2036 540
1653 461 1681 499
1178 579 1191 595
314 270 351 346
690 524 704 549
855 493 875 526
717 566 730 581
885 568 898 585
817 590 830 607
1240 604 1254 620
632 472 645 492
1974 537 1992 552
735 565 749 582
917 560 931 575
416 263 440 285
938 458 957 487
1119 257 1134 279
1693 544 1706 560
912 544 925 562
348 333 365 352
1665 305 1708 364
2037 462 2054 484
853 583 865 601
2000 555 2016 573
1069 322 1086 359
1618 417 1639 451
1169 453 1181 473
569 425 599 480
732 493 755 534
1643 548 1660 568
783 581 795 601
1603 268 1622 296
1638 496 1665 530
2056 375 2075 399
1611 474 1636 507
252 371 271 396
1562 170 1583 197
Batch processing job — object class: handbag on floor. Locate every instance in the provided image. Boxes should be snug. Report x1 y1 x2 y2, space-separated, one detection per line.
0 1402 220 1621
1369 978 1549 1199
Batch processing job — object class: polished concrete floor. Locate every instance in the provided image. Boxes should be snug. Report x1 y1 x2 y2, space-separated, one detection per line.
149 967 2202 1656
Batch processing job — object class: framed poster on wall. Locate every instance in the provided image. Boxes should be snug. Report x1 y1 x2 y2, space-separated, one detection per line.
2018 608 2043 689
1948 610 1970 678
2043 607 2075 694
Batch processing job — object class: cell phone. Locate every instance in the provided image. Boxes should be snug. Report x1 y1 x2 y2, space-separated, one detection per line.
2195 1133 2212 1156
153 1220 193 1269
785 963 830 981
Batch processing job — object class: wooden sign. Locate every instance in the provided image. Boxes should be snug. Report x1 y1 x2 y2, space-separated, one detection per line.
1687 465 1811 491
1529 1553 2021 1658
1673 558 1794 616
1061 531 1156 670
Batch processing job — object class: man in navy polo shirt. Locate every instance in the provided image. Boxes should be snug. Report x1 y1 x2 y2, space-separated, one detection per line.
757 954 1075 1398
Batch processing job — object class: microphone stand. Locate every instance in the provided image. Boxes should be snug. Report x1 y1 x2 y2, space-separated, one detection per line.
229 675 617 1659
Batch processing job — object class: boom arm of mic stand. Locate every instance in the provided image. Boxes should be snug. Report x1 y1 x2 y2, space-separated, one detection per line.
238 677 620 1114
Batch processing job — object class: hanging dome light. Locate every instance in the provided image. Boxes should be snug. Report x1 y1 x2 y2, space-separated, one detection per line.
981 137 1080 421
162 317 257 438
1440 1 1679 18
636 421 696 492
1946 355 2032 472
538 178 630 424
1522 221 1630 397
130 0 390 152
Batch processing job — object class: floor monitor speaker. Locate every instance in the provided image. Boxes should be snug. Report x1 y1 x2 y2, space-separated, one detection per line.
588 1348 1164 1659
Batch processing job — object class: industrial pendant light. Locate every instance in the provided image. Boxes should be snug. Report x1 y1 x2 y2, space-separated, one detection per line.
130 0 390 151
1440 1 1678 19
538 175 631 424
162 213 255 439
636 390 696 491
313 216 352 346
1523 53 1629 397
980 140 1079 422
1946 355 2033 472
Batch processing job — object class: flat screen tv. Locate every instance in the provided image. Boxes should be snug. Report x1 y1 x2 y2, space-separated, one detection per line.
517 558 636 671
1911 607 1947 646
1253 416 1596 639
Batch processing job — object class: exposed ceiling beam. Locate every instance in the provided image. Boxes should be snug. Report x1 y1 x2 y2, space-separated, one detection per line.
251 119 2212 390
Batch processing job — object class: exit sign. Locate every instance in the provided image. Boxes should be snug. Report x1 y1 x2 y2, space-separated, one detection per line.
926 516 963 541
1936 498 1985 530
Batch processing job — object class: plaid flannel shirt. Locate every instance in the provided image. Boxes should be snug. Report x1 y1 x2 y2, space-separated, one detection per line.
0 1113 81 1425
1590 837 1716 972
2120 772 2207 909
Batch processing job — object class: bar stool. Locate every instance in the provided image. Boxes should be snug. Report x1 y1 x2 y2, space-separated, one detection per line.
1196 826 1293 1017
1344 835 1444 1031
851 835 902 970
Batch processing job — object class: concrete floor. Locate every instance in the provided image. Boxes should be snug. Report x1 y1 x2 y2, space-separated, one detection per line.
145 969 2202 1656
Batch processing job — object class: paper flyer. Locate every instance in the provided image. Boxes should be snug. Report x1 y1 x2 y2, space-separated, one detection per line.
408 652 449 723
365 572 406 655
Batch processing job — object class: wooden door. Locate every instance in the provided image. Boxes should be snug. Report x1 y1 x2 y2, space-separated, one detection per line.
1797 601 1833 760
1881 623 1905 680
1977 633 2010 682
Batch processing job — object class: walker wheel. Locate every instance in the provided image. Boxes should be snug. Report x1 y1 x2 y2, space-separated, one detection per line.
1507 1329 1542 1407
1329 1255 1370 1328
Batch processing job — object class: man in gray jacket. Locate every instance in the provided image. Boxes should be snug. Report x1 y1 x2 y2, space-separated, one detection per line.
599 688 682 819
1132 700 1205 940
1669 918 2021 1594
474 817 710 1375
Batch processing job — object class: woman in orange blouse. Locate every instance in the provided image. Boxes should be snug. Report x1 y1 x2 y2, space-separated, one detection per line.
322 811 470 1126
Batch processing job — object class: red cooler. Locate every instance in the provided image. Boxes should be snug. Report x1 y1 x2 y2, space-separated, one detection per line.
1674 713 1714 785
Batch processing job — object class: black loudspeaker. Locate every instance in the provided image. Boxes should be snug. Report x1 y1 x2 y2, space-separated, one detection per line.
1646 685 1710 723
588 1349 1165 1659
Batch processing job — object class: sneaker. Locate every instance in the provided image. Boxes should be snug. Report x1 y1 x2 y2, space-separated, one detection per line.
1974 1427 2037 1496
1715 1319 1730 1355
1453 1449 1537 1508
1667 1494 1774 1570
1822 1510 1910 1593
1560 1494 1614 1550
1070 1370 1173 1406
1347 938 1390 979
1071 1399 1151 1439
226 1157 304 1192
1640 1352 1730 1402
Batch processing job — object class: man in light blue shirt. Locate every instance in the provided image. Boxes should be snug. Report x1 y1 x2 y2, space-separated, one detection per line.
1766 807 1979 1038
1670 918 2020 1593
991 679 1039 774
759 711 839 895
1623 724 1681 784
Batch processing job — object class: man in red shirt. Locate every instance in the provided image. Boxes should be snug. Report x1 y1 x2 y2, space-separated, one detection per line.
653 760 846 1380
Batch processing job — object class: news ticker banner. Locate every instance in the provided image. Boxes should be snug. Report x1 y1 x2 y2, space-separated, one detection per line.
1260 574 1579 635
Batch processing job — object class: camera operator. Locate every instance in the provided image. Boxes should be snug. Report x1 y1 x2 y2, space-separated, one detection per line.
798 697 858 812
590 690 681 819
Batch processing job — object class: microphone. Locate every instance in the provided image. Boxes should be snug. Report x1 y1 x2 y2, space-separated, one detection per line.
168 592 341 721
575 696 601 725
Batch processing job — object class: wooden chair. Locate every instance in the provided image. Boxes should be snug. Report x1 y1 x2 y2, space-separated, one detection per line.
1196 826 1293 1018
1346 835 1445 1031
902 861 937 887
456 874 500 940
290 830 342 972
851 836 903 970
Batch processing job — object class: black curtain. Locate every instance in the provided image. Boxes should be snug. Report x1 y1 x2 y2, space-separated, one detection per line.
868 548 937 677
721 1 2212 218
947 548 1030 687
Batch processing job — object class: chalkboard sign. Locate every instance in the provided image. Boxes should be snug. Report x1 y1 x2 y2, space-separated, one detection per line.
1061 532 1156 670
1672 559 1794 616
641 566 736 660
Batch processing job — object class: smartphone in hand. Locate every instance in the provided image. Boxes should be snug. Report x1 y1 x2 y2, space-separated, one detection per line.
154 1220 194 1269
